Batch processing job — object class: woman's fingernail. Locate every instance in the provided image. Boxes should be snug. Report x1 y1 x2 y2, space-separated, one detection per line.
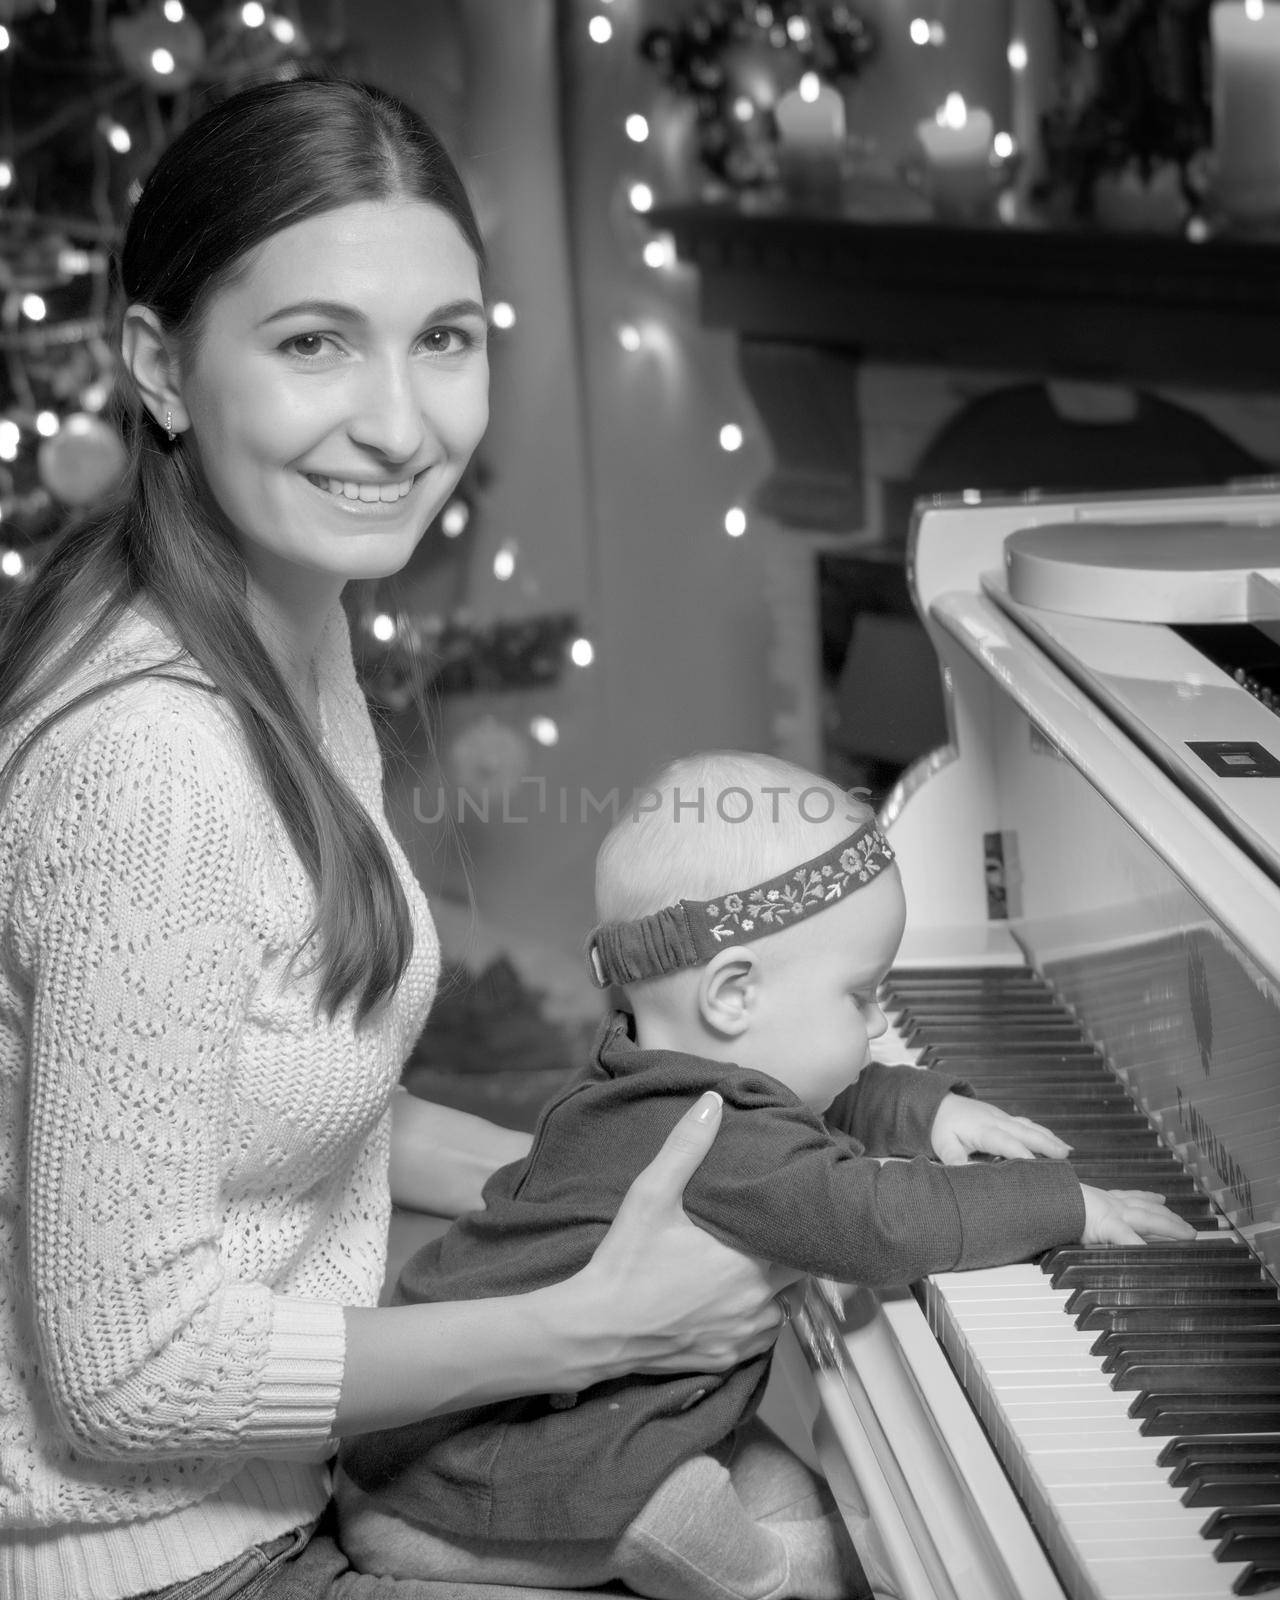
694 1091 723 1123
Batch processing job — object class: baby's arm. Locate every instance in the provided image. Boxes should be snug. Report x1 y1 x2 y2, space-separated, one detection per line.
830 1062 1071 1165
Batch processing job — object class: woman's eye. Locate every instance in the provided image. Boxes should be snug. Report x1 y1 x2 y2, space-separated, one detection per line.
421 326 473 355
281 332 337 361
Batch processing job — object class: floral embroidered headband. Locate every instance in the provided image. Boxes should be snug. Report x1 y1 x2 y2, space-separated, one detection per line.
586 818 895 988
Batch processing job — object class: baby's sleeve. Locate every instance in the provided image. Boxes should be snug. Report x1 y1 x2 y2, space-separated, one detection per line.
13 698 345 1461
827 1060 974 1156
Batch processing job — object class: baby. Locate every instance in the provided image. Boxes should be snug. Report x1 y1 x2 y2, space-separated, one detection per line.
337 751 1190 1600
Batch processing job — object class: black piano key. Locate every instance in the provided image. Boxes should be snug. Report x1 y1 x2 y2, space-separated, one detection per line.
1136 1397 1280 1434
1204 1507 1280 1540
1118 1364 1280 1397
1178 1465 1280 1508
1044 1240 1253 1272
920 1043 1104 1063
1057 1263 1268 1290
1232 1560 1280 1594
1162 1439 1280 1471
1070 1285 1280 1316
1219 1531 1280 1563
906 1023 1086 1046
1092 1305 1280 1334
1100 1336 1280 1371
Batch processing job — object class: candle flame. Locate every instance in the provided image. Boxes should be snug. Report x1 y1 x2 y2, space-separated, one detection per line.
799 71 821 103
1246 0 1265 18
937 92 967 129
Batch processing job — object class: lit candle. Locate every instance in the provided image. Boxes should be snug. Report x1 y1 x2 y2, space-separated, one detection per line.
915 92 995 221
1212 0 1280 222
775 72 845 206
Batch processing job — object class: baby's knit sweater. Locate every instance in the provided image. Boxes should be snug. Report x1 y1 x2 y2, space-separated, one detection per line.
0 600 439 1600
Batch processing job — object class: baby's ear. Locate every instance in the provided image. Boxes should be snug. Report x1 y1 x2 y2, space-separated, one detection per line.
698 947 758 1037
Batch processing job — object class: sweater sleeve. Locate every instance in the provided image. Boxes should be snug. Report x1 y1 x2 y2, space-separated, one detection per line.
826 1060 974 1157
15 698 346 1462
685 1092 1085 1285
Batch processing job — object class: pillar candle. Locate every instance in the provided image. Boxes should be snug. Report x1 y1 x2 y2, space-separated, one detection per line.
916 94 995 221
1212 0 1280 221
775 73 845 207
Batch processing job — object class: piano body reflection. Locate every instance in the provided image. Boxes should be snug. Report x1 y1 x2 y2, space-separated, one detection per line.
766 487 1280 1600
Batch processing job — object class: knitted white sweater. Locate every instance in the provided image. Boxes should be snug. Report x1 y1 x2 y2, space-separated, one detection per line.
0 601 438 1599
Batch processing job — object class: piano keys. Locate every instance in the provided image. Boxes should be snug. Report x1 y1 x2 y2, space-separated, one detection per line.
770 488 1280 1600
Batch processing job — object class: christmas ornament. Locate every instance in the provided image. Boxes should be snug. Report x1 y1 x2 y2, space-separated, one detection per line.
37 413 127 507
110 6 207 94
448 714 531 805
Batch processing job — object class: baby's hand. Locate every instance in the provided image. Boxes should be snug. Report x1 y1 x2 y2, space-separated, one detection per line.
1080 1185 1197 1245
930 1092 1072 1165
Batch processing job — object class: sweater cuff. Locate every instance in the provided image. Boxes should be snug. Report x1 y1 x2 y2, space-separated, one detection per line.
249 1298 346 1458
947 1159 1085 1270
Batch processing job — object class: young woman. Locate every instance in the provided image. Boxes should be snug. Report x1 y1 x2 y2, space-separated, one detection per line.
0 78 792 1599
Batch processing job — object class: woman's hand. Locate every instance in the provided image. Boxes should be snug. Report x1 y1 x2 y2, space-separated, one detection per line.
339 1091 797 1435
565 1091 798 1383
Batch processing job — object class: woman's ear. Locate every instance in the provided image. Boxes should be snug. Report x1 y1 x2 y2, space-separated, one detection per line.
121 305 189 437
697 947 758 1038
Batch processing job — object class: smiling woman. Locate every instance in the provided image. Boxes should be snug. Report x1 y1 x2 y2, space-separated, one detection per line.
0 76 794 1600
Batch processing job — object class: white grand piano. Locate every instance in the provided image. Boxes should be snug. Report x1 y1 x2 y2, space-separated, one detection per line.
766 485 1280 1600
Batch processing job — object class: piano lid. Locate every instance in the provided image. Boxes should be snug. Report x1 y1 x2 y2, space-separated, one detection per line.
1004 519 1280 622
983 519 1280 893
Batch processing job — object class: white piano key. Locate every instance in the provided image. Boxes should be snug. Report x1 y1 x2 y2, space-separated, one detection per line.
925 1265 1254 1599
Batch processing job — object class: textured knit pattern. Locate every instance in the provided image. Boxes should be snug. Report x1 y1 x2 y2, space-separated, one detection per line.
340 1013 1085 1543
0 601 438 1599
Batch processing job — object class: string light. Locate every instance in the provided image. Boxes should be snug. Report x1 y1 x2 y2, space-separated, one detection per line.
241 1 266 26
21 295 47 322
529 715 559 747
625 113 649 142
371 612 396 642
0 162 12 190
440 499 470 538
588 14 613 43
0 25 10 50
151 48 176 76
103 119 132 153
1007 38 1028 71
569 637 595 668
270 16 297 42
616 322 643 352
163 0 185 17
493 541 517 581
35 412 59 437
908 17 931 44
627 181 653 213
0 422 20 462
490 300 516 330
798 71 821 103
642 236 674 269
731 96 755 123
993 131 1014 160
1 550 23 579
719 423 744 452
724 506 747 538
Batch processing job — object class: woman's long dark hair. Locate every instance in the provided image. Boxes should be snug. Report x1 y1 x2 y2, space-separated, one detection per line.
0 77 486 1022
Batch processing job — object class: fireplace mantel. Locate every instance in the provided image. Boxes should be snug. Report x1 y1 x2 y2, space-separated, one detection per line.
651 202 1280 528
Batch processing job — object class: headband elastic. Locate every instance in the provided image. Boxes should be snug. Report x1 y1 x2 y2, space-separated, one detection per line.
586 819 895 988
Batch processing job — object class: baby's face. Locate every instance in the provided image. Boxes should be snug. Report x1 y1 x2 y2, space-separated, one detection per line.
741 867 906 1112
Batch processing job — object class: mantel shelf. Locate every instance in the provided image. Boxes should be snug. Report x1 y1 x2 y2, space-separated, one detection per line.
651 203 1280 392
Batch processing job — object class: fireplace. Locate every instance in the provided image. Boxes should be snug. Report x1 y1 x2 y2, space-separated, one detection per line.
652 204 1280 800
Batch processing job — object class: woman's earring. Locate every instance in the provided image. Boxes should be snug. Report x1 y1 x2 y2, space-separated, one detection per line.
164 408 176 444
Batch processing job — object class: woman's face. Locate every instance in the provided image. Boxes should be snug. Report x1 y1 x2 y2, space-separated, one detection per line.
175 198 489 600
